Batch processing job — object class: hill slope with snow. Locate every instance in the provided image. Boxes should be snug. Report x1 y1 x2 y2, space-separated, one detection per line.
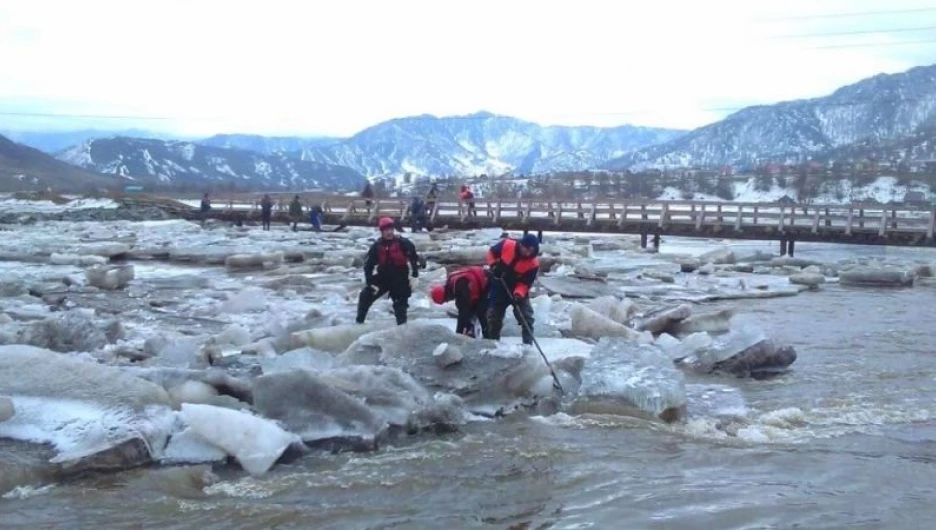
58 137 366 191
606 64 936 170
296 111 684 177
0 134 120 192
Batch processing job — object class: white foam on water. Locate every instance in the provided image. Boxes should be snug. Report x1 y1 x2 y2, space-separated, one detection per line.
204 477 283 499
2 484 56 500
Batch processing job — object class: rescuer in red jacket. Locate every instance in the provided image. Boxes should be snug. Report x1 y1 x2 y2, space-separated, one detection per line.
356 217 420 325
430 265 490 338
486 233 540 345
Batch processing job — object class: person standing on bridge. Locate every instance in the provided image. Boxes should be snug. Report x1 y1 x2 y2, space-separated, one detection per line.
459 185 476 217
486 233 540 345
430 265 490 338
288 195 303 231
362 181 375 212
260 194 273 230
309 202 323 232
409 196 430 232
425 181 438 216
356 217 420 326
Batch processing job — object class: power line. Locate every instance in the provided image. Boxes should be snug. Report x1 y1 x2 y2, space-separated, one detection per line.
810 37 936 49
0 111 173 121
776 25 936 39
760 7 936 21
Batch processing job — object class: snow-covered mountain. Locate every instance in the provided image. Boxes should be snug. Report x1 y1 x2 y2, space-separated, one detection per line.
606 64 936 170
199 134 342 154
58 137 366 191
295 111 684 177
0 134 120 192
2 129 184 154
806 124 936 164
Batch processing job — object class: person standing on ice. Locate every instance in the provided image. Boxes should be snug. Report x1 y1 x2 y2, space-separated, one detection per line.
430 265 490 338
486 233 540 345
260 194 273 230
357 217 420 325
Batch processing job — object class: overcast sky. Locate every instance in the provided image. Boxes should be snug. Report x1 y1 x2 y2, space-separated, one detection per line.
1 0 934 137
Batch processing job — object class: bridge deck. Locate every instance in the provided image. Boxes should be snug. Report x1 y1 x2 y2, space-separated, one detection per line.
182 197 936 248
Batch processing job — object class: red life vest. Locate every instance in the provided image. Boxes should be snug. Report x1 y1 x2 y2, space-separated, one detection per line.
485 238 539 298
447 266 488 304
376 238 408 268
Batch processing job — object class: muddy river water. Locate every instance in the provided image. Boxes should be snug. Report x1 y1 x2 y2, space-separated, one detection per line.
4 237 936 530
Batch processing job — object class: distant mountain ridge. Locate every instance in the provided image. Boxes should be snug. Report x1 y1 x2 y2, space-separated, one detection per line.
58 137 366 191
2 129 185 154
198 134 342 154
605 64 936 170
292 111 685 177
0 134 119 192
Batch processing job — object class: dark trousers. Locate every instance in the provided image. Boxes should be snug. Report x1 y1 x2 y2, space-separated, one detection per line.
356 277 411 325
487 287 534 345
261 213 271 230
411 214 427 232
456 297 490 338
310 212 322 231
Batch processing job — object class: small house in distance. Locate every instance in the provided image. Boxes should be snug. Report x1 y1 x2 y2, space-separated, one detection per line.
903 191 928 207
776 195 796 205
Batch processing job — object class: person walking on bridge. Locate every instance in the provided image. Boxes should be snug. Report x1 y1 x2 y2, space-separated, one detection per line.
288 195 303 231
430 265 490 338
260 194 273 230
486 233 540 345
357 217 420 325
459 185 476 217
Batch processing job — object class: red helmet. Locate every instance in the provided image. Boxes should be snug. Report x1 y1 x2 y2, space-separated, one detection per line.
378 217 395 229
430 285 445 305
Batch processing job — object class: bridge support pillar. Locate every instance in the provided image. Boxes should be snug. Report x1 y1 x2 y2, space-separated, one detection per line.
537 230 543 244
652 233 660 251
640 233 648 249
780 238 788 256
788 239 795 257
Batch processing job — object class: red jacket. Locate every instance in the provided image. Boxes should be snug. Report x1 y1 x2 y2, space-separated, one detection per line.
486 238 539 298
447 266 488 305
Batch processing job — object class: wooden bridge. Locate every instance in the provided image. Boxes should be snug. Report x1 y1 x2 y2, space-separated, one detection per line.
179 195 936 256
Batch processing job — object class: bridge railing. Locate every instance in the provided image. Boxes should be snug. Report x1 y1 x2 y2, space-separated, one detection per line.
193 196 936 238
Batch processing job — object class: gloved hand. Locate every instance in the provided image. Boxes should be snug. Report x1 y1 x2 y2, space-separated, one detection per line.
412 270 419 279
367 284 379 295
512 289 527 300
489 263 506 279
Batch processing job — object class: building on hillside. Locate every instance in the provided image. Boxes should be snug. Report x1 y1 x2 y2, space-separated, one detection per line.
765 163 783 176
776 195 797 205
